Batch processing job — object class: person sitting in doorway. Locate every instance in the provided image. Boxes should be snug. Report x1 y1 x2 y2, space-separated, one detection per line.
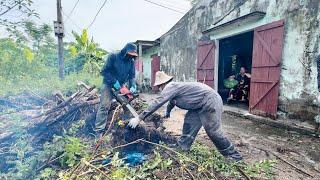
227 67 251 102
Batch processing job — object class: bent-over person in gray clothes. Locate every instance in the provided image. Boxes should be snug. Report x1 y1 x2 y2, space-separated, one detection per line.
128 71 243 161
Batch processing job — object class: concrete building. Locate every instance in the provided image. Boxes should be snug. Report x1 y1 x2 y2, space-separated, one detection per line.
159 0 319 123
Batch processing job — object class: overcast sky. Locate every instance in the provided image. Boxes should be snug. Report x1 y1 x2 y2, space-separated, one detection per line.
26 0 191 51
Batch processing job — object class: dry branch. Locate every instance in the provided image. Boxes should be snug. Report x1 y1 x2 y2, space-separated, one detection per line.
93 105 121 153
81 159 110 179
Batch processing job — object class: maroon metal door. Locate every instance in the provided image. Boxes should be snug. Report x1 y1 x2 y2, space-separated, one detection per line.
249 20 285 119
151 55 160 92
197 40 215 88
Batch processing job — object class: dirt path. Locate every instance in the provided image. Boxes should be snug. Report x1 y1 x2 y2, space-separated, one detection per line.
140 94 320 179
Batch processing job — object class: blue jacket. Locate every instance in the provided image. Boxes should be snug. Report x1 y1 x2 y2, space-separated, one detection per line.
101 43 136 87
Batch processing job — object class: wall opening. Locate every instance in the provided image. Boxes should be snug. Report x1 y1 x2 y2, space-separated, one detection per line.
217 31 254 109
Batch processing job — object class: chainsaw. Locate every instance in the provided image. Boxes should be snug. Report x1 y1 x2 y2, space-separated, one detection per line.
111 86 139 119
94 86 139 152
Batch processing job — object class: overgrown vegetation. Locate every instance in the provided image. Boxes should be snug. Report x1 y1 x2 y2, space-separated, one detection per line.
0 20 106 96
0 10 107 177
2 135 277 179
0 72 102 96
0 118 91 179
56 141 277 179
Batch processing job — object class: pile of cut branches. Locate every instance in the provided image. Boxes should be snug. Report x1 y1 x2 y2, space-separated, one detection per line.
0 82 278 179
0 82 99 146
0 82 179 175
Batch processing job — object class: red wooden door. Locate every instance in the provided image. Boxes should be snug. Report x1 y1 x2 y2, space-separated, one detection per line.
197 40 215 88
249 20 285 119
135 59 143 72
151 55 160 92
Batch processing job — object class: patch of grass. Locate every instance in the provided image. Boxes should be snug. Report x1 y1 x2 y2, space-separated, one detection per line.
243 159 277 179
187 142 239 176
0 113 29 137
187 142 277 179
0 72 102 97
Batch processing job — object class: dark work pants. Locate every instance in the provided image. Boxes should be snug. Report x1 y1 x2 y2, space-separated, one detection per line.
95 84 113 131
178 109 240 158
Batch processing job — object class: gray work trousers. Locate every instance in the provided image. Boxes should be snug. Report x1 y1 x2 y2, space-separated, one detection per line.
95 84 113 131
177 96 238 157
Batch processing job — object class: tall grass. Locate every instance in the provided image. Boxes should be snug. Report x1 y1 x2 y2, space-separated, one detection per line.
0 72 102 97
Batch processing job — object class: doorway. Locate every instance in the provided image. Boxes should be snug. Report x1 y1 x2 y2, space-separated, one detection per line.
198 19 285 118
217 31 254 108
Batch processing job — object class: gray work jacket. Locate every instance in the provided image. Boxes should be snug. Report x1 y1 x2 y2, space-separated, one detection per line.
139 82 223 120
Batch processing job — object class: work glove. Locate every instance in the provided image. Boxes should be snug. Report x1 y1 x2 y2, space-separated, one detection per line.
128 117 140 128
113 80 121 90
130 84 137 94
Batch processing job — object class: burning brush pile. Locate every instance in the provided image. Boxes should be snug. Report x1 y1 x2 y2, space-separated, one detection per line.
1 82 233 179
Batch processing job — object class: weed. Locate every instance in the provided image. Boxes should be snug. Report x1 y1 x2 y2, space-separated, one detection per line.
67 119 86 136
243 159 277 179
187 142 277 178
38 168 57 179
60 137 88 167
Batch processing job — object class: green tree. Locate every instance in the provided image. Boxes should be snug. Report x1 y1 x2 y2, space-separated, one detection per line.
23 21 54 52
19 21 58 67
68 29 107 75
0 20 60 81
0 38 41 80
0 0 38 31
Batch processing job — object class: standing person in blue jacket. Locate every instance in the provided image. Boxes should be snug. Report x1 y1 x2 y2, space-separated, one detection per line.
96 43 138 131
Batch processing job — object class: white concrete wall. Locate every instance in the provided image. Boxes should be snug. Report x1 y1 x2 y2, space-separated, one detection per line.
140 46 159 80
160 0 320 118
205 0 319 100
143 58 152 79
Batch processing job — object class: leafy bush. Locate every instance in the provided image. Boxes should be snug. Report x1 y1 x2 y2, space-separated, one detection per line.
60 137 88 167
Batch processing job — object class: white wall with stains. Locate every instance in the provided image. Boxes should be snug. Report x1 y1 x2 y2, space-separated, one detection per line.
160 0 320 120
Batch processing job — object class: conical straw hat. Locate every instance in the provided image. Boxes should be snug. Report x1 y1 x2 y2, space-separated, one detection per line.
154 71 173 86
